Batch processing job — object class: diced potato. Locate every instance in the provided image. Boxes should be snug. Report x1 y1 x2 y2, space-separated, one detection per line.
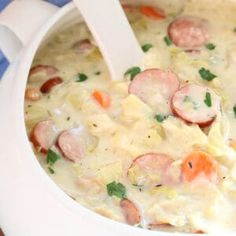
207 114 236 166
112 120 162 157
144 47 170 69
86 114 119 136
121 94 153 121
112 81 129 95
144 128 163 148
221 179 236 198
98 161 123 185
161 117 207 159
112 127 142 156
67 88 89 111
149 186 177 200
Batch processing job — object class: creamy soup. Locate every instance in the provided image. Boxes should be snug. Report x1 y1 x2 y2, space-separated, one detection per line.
24 0 236 233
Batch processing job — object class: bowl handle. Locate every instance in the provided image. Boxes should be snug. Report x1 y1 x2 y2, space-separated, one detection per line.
0 0 59 62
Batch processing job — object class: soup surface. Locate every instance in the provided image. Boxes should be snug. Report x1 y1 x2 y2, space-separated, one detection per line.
25 0 236 233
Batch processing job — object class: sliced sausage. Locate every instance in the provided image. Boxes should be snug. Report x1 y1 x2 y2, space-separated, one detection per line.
72 39 94 54
193 230 205 234
168 16 209 50
127 153 174 187
171 84 221 127
120 198 141 225
29 65 58 77
149 222 173 230
30 120 56 154
25 88 41 101
40 77 63 94
57 130 83 162
128 69 179 112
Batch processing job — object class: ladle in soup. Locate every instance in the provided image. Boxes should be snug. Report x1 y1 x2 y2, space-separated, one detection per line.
72 0 144 80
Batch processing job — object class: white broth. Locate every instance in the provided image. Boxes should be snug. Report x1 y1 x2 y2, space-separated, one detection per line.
25 0 236 233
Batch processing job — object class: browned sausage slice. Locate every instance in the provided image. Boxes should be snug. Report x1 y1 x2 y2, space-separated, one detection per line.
171 84 221 127
40 77 63 94
168 16 209 49
30 120 57 154
149 222 173 230
72 39 94 54
128 153 174 187
120 198 141 225
29 65 58 77
128 69 179 112
57 131 83 162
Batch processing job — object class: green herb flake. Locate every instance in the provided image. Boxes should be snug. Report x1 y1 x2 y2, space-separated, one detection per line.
48 167 55 174
234 28 236 32
204 92 212 107
183 96 200 110
95 71 101 75
199 68 217 81
125 67 141 80
75 73 88 82
233 105 236 118
154 114 166 123
164 36 172 46
183 96 191 102
106 181 126 199
205 43 216 50
137 224 143 228
46 149 60 166
141 43 153 52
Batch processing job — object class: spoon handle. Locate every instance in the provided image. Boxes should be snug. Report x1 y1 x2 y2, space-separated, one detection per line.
73 0 144 80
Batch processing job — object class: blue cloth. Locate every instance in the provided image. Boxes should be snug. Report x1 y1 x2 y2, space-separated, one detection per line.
0 0 71 79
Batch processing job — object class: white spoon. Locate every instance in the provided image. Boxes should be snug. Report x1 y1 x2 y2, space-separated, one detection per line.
72 0 144 80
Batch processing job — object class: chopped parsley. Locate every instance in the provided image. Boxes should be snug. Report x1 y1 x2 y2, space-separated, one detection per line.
106 181 126 199
199 68 216 81
164 36 172 46
234 27 236 32
95 71 101 75
75 73 88 82
205 43 216 50
125 67 141 80
233 105 236 118
48 167 55 174
137 224 143 228
155 184 163 188
183 96 200 110
183 96 191 103
204 92 212 107
46 149 60 166
154 114 166 123
141 43 153 52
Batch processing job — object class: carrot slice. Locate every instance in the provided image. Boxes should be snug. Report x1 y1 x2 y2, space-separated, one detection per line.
140 6 165 20
92 90 111 109
229 139 236 150
181 151 217 182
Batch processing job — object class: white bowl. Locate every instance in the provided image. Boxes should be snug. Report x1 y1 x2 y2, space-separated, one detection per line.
0 1 188 235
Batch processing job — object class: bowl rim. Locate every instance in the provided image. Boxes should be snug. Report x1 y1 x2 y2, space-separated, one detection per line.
0 2 185 235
